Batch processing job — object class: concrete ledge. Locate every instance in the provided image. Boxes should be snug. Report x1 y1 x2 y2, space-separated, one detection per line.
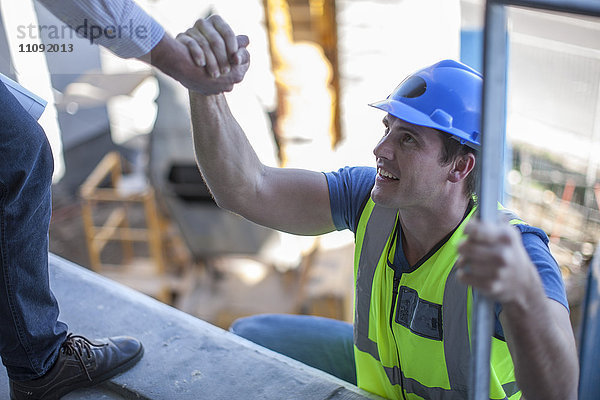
1 254 380 399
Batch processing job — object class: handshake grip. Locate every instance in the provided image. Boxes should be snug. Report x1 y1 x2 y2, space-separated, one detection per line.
0 72 47 121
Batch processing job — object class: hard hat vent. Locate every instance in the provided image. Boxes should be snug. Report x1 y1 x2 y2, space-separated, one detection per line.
393 76 427 99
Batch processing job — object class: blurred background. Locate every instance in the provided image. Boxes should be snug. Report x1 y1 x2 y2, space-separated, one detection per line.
0 0 598 343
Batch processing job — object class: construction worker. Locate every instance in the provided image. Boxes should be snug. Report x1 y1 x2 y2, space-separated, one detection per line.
180 17 579 400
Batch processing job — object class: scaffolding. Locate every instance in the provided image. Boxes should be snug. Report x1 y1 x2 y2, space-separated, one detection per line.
474 1 600 399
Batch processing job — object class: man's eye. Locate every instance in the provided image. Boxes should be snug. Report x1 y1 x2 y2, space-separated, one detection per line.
403 134 415 143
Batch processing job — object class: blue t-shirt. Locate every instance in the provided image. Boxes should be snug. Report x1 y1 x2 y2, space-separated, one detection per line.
324 166 569 339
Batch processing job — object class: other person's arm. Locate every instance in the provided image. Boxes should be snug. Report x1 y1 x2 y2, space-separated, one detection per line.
37 0 246 94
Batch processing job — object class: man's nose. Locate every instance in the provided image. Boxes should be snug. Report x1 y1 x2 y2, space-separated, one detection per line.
373 135 394 160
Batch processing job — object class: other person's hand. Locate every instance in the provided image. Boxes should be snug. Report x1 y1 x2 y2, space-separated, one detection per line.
176 15 250 94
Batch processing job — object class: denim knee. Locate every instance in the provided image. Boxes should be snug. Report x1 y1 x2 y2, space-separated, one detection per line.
229 314 357 385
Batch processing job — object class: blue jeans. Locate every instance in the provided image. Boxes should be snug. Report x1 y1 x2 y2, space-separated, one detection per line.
0 81 67 381
230 314 357 385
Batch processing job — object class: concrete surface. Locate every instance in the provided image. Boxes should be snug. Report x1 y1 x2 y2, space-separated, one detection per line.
0 254 379 400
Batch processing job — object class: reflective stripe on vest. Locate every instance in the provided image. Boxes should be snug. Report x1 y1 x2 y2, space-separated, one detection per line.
353 200 521 400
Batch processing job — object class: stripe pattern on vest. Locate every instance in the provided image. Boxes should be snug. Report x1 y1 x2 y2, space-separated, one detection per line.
354 202 517 399
354 204 397 361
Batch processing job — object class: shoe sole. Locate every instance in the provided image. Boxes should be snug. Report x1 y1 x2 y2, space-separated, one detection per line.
11 344 145 400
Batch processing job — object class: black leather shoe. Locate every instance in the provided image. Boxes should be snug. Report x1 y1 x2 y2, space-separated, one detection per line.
9 333 144 400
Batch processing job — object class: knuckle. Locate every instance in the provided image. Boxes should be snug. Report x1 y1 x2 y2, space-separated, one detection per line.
204 31 223 47
483 277 497 292
194 18 209 29
499 228 512 241
185 30 207 44
176 35 191 44
212 15 231 32
208 14 223 23
490 266 503 281
499 248 511 265
489 281 502 297
189 35 210 49
490 253 504 267
197 39 211 50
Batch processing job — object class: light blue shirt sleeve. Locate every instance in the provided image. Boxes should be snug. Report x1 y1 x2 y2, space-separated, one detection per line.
324 165 569 341
495 225 569 339
37 0 165 58
323 166 376 233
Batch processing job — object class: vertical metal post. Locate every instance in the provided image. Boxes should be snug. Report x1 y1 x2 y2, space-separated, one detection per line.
472 1 599 399
584 79 600 210
469 2 508 400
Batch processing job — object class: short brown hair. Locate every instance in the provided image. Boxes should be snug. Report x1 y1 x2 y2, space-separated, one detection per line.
438 132 479 198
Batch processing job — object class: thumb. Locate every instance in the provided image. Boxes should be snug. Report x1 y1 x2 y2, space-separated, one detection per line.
232 45 250 66
236 35 250 48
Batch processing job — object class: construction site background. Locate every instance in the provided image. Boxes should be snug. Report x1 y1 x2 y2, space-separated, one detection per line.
5 0 595 343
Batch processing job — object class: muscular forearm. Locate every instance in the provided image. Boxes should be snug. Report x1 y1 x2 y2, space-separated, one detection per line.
188 91 335 235
500 274 578 400
185 16 333 235
189 91 265 213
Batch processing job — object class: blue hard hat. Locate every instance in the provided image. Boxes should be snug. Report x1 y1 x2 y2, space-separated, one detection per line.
369 59 482 149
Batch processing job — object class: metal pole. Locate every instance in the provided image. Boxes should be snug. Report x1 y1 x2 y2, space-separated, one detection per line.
499 0 600 17
470 2 508 400
472 1 599 399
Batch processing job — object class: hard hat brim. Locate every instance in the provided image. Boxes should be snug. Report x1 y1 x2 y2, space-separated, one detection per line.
369 99 481 150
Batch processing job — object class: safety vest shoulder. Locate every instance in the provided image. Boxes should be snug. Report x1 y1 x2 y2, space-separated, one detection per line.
353 198 524 400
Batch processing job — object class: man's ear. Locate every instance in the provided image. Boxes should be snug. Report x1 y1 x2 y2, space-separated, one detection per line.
448 153 476 183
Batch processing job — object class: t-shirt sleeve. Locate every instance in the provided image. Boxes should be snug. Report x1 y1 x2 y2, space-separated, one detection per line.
521 229 568 310
494 225 569 339
323 166 376 233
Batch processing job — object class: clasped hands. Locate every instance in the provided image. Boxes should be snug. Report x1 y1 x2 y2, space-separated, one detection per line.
175 15 250 95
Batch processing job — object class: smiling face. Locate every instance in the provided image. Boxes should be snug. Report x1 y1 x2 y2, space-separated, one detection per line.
371 114 455 210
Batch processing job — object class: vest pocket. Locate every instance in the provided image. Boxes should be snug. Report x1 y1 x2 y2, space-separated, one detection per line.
395 286 443 340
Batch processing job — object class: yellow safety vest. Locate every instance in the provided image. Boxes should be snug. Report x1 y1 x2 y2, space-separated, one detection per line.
353 198 523 400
